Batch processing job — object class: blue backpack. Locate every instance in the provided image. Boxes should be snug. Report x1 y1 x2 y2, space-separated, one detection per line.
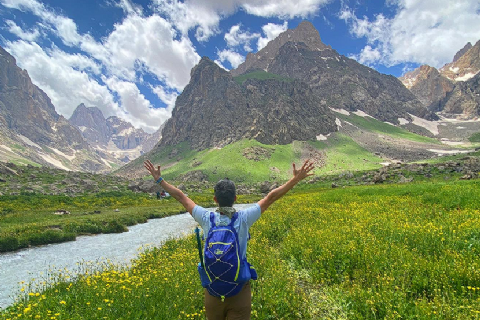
196 212 257 300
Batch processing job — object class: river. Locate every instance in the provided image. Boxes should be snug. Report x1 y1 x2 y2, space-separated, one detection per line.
0 204 253 309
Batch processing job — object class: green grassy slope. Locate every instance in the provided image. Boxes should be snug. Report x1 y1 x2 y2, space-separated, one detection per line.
336 113 440 144
135 135 385 183
311 133 383 175
146 140 303 183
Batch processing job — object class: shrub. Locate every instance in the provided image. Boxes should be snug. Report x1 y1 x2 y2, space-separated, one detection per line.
0 236 19 252
28 230 76 246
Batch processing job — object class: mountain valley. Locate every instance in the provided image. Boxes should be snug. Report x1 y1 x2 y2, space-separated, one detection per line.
0 22 479 184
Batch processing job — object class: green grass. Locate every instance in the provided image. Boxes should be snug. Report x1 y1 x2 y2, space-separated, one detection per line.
233 70 294 85
416 150 480 164
310 133 383 174
3 180 480 319
12 144 26 151
468 132 480 142
165 140 301 182
337 113 440 144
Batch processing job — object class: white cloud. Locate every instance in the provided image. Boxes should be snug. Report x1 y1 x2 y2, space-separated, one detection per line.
355 45 382 66
105 77 168 133
243 0 332 19
5 20 40 41
217 49 245 69
150 85 178 110
5 41 118 119
154 0 330 42
225 24 260 51
153 0 229 41
340 0 480 68
113 0 143 16
49 47 102 74
101 14 200 88
257 21 288 50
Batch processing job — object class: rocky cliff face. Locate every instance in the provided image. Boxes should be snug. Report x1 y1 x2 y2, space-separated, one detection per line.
439 73 480 119
399 65 454 111
0 46 87 150
0 45 111 172
453 42 473 63
159 57 337 149
440 40 480 82
233 21 433 124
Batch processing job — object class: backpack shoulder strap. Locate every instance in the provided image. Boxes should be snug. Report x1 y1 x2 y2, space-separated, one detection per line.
229 212 238 227
209 212 216 228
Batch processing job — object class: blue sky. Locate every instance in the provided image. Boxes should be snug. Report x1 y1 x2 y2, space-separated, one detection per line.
1 0 479 133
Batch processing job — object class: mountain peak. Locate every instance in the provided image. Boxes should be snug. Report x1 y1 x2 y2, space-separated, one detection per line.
400 65 438 89
292 21 325 46
231 21 329 76
453 42 473 62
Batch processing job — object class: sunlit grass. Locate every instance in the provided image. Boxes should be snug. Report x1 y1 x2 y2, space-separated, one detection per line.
2 180 480 319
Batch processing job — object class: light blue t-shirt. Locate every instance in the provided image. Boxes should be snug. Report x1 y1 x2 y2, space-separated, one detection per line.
192 204 261 260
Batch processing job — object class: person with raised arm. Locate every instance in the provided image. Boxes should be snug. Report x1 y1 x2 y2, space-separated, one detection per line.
144 159 315 320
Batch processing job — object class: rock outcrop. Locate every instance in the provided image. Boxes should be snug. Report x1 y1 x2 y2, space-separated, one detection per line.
399 65 454 111
440 40 480 82
440 73 480 119
159 57 337 150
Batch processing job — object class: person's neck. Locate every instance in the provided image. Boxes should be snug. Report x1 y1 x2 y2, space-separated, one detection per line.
216 206 236 218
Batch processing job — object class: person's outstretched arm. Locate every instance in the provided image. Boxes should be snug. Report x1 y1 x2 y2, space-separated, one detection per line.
144 160 196 214
257 159 315 214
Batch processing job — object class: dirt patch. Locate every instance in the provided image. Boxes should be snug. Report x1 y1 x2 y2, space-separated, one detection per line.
300 144 326 169
243 146 274 161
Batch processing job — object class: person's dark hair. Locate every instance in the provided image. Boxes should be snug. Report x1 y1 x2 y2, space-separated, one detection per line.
214 178 236 207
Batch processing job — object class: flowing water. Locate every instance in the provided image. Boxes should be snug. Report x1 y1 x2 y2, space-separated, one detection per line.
0 204 253 309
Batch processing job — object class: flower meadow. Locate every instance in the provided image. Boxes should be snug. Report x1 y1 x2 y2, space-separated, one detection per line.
2 180 480 319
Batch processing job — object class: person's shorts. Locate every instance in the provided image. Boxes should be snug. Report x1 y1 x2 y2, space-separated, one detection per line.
204 282 251 320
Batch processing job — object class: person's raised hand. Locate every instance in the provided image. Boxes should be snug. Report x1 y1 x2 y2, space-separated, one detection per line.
144 159 161 181
292 159 315 181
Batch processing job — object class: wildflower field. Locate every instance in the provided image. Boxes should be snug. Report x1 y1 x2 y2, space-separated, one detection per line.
2 179 480 319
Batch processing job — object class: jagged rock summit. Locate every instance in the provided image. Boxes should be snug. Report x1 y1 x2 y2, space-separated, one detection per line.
232 21 433 124
159 56 337 150
440 40 480 82
453 42 473 63
400 40 480 119
399 65 454 110
70 103 110 145
69 104 157 162
232 21 330 77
